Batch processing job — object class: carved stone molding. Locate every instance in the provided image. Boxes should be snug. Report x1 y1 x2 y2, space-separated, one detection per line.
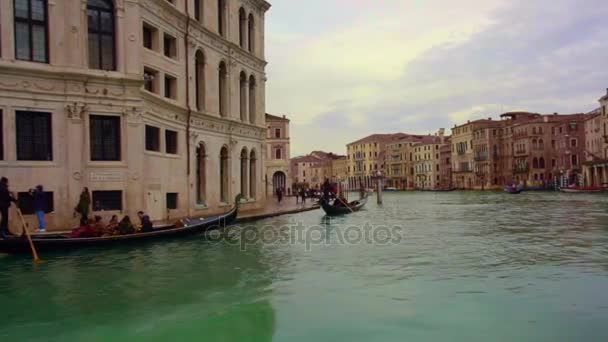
123 107 143 124
66 102 88 120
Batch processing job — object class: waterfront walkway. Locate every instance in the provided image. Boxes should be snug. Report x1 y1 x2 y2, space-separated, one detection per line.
237 196 319 223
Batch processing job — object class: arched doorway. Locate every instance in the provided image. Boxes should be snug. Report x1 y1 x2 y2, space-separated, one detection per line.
240 148 249 198
249 150 257 199
196 143 206 204
220 146 229 203
273 171 286 194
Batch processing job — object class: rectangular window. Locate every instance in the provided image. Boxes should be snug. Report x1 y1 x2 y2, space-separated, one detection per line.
143 67 159 93
14 0 49 63
142 23 156 50
165 129 178 154
166 193 178 210
274 128 281 138
164 74 177 99
194 0 202 21
275 148 282 160
92 190 122 211
145 125 160 151
16 110 52 161
163 33 177 59
17 191 54 215
90 115 121 161
87 3 115 70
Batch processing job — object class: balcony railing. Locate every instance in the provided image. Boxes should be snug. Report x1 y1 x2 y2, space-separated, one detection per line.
513 165 530 174
474 153 488 162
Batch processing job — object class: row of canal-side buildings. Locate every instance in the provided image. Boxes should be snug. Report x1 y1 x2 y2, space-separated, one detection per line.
0 0 298 232
338 89 608 191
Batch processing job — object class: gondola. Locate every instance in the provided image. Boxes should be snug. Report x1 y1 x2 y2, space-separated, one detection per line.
320 195 368 216
0 195 242 254
504 186 521 194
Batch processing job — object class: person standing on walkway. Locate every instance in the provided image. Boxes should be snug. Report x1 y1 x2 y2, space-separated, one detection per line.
0 177 17 237
296 187 300 204
300 188 306 204
31 185 46 232
277 187 283 203
75 187 91 225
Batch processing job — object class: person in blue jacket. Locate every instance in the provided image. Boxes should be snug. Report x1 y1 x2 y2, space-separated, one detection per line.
31 185 46 233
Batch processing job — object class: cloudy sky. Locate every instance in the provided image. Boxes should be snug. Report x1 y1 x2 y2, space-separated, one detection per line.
264 0 608 156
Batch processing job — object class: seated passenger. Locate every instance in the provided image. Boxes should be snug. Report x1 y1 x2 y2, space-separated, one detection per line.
92 215 104 236
70 219 97 238
118 216 136 235
137 211 153 232
104 215 119 234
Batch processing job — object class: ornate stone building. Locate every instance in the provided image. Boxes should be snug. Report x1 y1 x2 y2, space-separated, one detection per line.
265 113 291 196
0 0 271 231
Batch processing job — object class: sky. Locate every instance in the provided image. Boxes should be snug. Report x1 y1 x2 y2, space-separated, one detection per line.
264 0 608 157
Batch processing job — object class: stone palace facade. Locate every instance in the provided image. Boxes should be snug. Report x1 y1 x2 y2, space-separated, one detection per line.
0 0 271 231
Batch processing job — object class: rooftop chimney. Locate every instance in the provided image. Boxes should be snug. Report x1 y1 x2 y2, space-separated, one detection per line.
554 112 558 115
283 114 286 118
488 117 492 121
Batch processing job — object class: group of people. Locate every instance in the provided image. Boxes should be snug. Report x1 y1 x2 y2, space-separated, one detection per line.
70 188 153 237
70 211 153 238
0 178 153 238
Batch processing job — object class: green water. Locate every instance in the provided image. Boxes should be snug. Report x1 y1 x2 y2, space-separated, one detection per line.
2 192 608 341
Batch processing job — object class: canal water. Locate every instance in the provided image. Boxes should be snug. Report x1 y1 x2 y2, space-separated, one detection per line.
1 192 608 341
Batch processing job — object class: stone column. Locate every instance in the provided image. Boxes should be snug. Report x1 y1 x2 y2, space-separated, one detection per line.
0 0 14 60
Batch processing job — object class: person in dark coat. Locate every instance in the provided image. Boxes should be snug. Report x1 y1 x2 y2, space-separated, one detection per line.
75 187 91 225
138 211 153 232
31 185 46 232
0 177 17 236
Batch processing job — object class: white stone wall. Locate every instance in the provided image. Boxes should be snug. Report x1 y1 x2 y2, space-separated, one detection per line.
0 0 270 231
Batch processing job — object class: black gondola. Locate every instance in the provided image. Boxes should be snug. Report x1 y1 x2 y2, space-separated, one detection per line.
0 195 242 254
320 195 368 216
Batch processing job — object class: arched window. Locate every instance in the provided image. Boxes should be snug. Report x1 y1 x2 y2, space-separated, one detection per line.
539 157 545 169
533 158 539 169
532 139 538 150
217 0 226 37
240 148 249 198
248 75 256 124
194 0 203 22
14 0 49 63
249 150 257 199
195 50 206 111
248 13 255 53
87 0 116 70
196 143 206 204
538 139 544 149
238 8 246 48
218 61 227 117
220 146 229 202
239 71 248 121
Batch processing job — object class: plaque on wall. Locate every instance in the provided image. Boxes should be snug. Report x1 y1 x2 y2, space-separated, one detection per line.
89 171 125 182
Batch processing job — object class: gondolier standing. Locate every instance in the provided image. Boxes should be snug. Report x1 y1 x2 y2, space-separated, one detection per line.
0 177 17 237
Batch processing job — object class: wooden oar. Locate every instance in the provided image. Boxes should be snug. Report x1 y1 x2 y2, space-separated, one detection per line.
333 196 355 214
16 207 41 263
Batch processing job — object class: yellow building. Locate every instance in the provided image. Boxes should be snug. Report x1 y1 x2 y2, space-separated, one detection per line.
347 134 406 189
451 120 491 189
265 113 291 195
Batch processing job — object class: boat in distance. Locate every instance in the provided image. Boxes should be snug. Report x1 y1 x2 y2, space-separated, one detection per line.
320 195 368 216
